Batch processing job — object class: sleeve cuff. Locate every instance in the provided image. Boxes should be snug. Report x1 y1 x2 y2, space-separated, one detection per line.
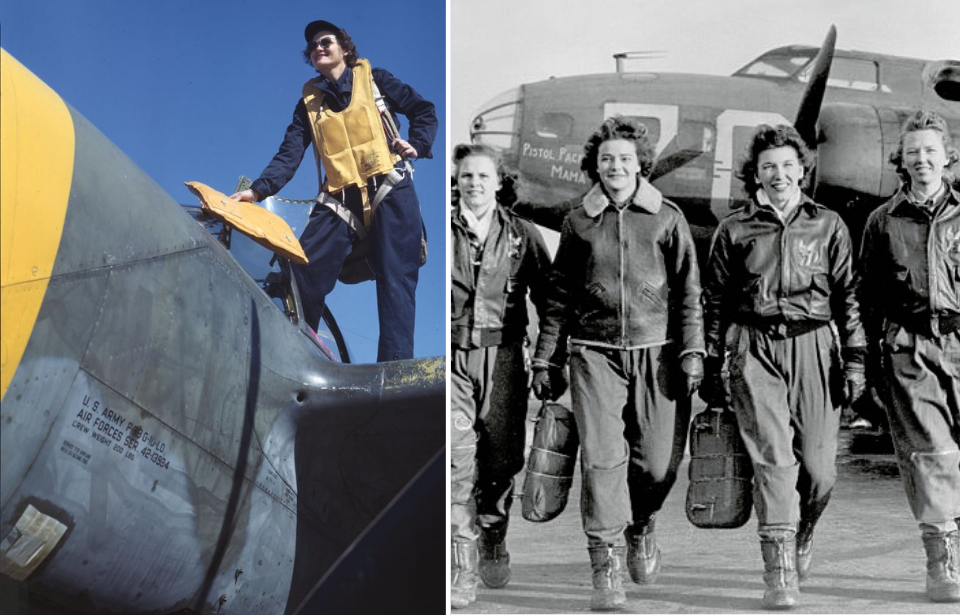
842 346 867 365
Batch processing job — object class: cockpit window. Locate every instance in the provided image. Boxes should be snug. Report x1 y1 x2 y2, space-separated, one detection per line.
535 112 574 139
471 87 521 151
797 57 888 92
734 52 815 79
735 50 891 93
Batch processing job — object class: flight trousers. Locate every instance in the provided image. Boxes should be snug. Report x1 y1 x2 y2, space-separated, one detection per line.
569 344 689 547
727 323 839 531
450 341 529 544
293 169 421 362
881 323 960 532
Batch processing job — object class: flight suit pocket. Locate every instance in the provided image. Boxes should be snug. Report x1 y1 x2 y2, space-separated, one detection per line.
581 459 631 533
641 282 666 310
908 450 960 523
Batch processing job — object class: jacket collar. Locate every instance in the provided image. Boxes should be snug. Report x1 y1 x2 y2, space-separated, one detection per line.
309 65 354 99
581 179 663 218
453 203 507 231
888 181 959 215
742 191 820 221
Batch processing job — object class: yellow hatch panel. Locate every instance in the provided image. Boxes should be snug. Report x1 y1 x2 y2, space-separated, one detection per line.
1 49 75 400
185 181 309 265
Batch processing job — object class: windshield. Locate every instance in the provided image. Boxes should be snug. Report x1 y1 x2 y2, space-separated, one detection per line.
470 87 521 152
734 50 816 79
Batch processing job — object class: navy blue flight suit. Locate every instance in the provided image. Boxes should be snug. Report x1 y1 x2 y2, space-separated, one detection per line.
250 65 437 362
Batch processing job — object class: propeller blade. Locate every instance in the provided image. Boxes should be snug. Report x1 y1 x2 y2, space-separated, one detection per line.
794 25 837 148
649 149 705 183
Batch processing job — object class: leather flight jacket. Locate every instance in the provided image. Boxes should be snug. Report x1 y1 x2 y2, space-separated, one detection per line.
451 205 552 349
534 181 705 363
702 193 866 357
860 183 960 339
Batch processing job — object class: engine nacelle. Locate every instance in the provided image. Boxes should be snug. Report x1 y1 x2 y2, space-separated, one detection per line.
926 60 960 102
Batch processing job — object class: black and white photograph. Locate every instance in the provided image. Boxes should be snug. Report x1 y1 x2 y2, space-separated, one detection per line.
450 0 959 612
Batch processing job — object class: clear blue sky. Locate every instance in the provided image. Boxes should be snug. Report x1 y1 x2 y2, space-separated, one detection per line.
1 0 447 364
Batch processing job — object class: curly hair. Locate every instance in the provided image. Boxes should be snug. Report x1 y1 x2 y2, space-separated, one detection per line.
736 124 815 196
451 143 519 207
302 28 359 68
580 117 657 184
889 108 959 185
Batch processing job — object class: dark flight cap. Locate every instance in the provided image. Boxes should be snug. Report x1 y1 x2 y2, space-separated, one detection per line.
304 20 344 42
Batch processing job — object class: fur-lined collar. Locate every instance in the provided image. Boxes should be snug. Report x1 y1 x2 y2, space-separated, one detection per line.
581 180 663 218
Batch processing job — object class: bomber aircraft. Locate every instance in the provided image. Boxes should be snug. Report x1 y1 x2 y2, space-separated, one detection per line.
470 26 959 251
0 49 444 614
468 26 959 426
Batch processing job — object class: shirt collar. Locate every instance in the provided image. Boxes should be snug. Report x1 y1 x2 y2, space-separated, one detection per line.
907 182 947 207
755 187 802 210
755 188 804 222
459 203 495 233
889 181 955 215
581 179 663 218
454 203 505 229
312 65 354 96
744 190 818 220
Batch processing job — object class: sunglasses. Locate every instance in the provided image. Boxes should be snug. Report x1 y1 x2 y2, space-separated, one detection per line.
308 37 337 52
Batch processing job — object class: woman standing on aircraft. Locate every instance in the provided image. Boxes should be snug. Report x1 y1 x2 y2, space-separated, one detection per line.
531 117 704 611
230 19 437 362
859 109 960 604
699 124 866 610
449 144 554 609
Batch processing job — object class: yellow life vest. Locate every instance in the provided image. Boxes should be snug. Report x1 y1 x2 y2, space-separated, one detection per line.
301 59 400 225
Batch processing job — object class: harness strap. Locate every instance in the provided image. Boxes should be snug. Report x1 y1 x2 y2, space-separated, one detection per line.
372 79 402 143
369 160 415 220
316 159 414 235
359 184 372 231
315 191 367 241
371 168 403 217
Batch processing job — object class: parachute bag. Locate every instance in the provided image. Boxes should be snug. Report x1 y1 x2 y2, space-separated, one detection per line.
685 403 754 528
337 217 427 285
521 401 579 523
